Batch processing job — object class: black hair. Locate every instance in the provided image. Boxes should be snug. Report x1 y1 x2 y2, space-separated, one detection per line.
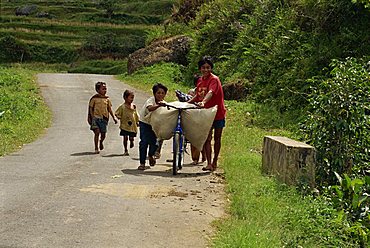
152 83 168 94
123 89 134 99
193 74 200 87
95 81 106 92
198 56 214 69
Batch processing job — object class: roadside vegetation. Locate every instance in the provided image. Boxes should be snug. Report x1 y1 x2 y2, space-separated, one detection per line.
1 0 369 247
0 67 51 156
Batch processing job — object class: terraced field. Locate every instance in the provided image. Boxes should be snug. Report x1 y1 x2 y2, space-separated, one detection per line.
0 0 176 68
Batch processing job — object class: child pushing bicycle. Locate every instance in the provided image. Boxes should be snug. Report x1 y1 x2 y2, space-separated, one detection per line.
137 83 168 170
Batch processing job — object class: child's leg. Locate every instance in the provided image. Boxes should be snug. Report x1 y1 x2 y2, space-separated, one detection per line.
93 129 100 153
99 132 106 150
123 135 128 153
191 144 200 164
147 129 158 166
139 122 149 167
202 129 213 171
154 139 163 159
201 148 206 162
212 127 223 169
129 137 134 148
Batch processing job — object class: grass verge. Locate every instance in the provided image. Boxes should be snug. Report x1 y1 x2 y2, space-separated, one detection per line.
0 67 51 156
213 101 355 247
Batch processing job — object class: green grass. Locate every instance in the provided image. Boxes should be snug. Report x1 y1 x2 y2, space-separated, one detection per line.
213 101 355 247
0 67 51 156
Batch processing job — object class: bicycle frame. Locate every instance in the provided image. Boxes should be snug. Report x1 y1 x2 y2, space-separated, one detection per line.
165 103 198 175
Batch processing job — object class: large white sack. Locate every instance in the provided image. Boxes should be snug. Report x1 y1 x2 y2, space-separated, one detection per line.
182 105 217 151
150 101 217 151
150 104 178 140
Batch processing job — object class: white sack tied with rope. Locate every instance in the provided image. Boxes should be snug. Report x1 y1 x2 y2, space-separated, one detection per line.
150 101 217 151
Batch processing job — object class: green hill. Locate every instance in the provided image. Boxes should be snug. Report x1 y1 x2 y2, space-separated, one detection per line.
0 0 177 68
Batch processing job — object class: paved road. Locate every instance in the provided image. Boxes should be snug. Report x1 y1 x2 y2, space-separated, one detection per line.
0 74 225 248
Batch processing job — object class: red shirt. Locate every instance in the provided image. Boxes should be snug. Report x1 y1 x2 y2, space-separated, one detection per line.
194 73 226 120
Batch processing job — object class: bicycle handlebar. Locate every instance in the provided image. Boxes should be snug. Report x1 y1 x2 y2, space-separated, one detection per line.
164 103 200 110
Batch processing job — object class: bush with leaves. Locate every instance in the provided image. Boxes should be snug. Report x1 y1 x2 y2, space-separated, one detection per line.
0 35 29 63
302 57 370 185
329 173 370 246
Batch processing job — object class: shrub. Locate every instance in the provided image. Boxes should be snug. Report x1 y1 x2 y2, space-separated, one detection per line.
28 43 78 63
0 35 29 63
328 173 370 246
302 57 370 185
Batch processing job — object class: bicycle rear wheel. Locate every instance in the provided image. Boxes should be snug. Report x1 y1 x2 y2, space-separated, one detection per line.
172 132 183 175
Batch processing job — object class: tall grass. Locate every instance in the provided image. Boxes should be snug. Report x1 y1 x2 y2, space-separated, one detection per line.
0 67 51 156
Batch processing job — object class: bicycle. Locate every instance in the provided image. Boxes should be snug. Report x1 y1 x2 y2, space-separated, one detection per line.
165 103 198 175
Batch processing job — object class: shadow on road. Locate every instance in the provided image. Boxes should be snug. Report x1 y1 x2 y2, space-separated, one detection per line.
102 154 124 157
70 151 98 156
121 167 211 178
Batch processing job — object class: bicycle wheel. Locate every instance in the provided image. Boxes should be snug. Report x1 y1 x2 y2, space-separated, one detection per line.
172 132 183 175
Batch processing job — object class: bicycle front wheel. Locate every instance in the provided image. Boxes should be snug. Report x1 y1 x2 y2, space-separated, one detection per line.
172 132 183 175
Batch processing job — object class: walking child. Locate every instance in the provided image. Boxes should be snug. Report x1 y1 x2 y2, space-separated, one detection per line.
88 81 117 154
138 83 168 170
115 90 139 156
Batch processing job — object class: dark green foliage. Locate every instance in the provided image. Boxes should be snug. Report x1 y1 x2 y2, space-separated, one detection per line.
171 0 209 23
97 0 118 19
120 0 175 16
302 58 370 185
185 0 370 110
81 32 145 59
329 173 370 246
81 13 164 25
27 43 78 63
0 35 28 63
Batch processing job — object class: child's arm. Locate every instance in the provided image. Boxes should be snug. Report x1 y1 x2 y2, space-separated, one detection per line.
108 105 118 124
147 101 165 112
114 106 121 119
88 106 94 124
196 91 213 108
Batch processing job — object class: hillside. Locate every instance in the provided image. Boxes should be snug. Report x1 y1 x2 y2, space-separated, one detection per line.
0 0 177 67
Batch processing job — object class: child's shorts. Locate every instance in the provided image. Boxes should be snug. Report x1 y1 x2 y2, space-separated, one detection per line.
120 129 137 137
90 117 108 133
213 119 226 129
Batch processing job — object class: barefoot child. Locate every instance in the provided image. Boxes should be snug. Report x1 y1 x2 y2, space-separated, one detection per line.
188 56 226 171
88 81 117 154
137 83 168 170
115 90 139 156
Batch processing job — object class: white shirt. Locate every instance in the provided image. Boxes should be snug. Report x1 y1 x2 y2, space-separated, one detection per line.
138 96 156 124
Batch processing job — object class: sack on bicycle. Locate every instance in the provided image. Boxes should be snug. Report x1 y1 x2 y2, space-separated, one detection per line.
150 101 217 151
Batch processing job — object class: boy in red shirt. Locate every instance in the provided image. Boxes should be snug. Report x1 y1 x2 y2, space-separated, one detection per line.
188 56 226 171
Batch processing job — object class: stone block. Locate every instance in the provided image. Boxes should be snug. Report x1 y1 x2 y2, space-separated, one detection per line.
262 136 316 187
